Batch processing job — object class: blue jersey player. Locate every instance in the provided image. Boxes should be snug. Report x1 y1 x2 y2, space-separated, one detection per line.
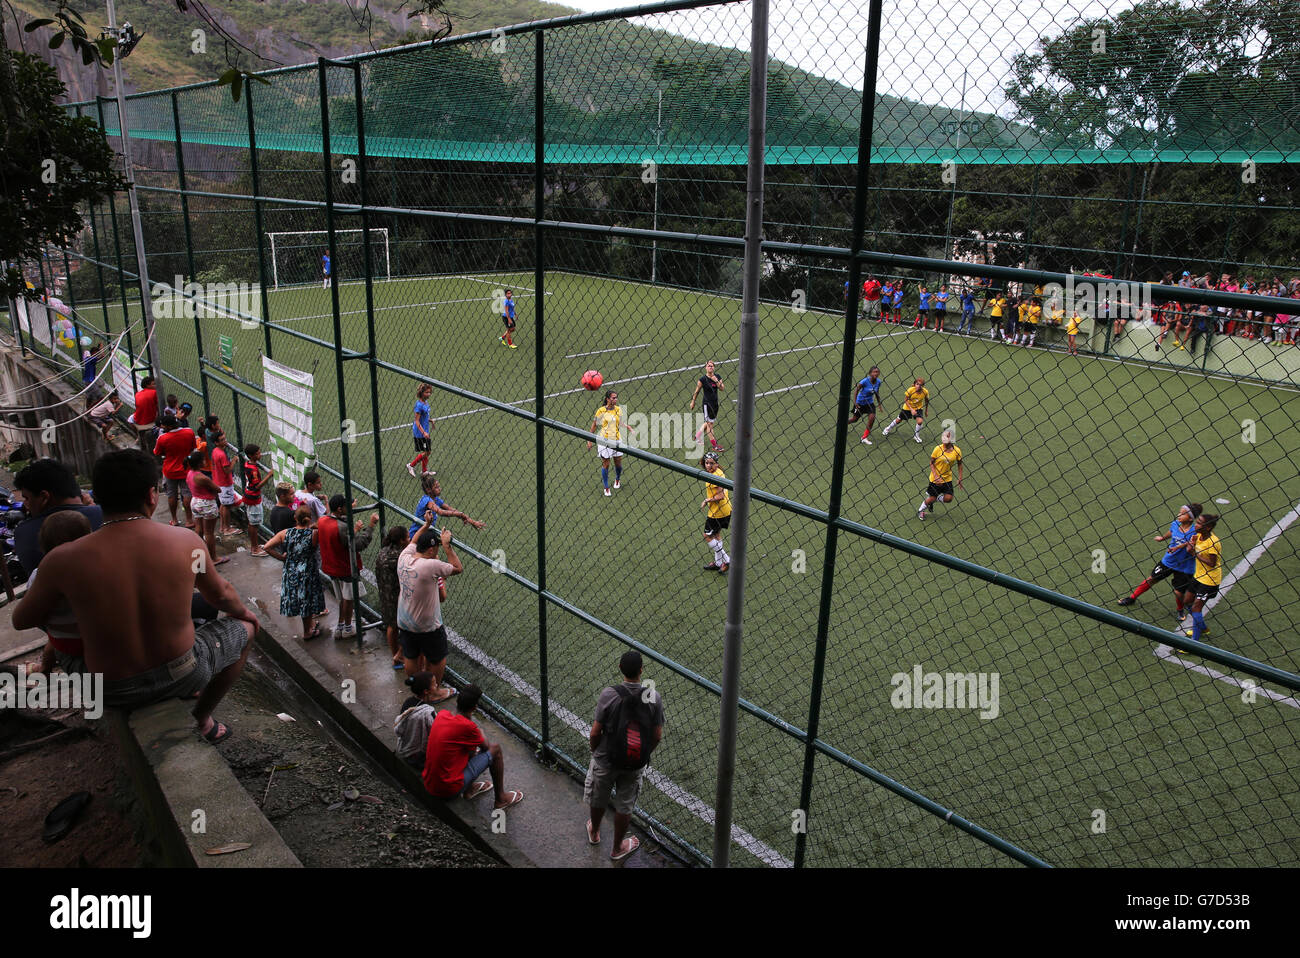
499 289 517 349
322 250 331 289
848 366 882 445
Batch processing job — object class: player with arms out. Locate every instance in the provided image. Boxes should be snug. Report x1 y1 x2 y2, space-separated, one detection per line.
881 377 930 443
1184 514 1223 644
1117 503 1201 623
849 366 882 445
587 390 628 497
700 451 731 573
407 383 435 477
690 360 725 453
918 430 962 520
499 289 517 349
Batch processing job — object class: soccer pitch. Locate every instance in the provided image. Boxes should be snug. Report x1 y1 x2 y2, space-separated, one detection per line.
81 270 1300 866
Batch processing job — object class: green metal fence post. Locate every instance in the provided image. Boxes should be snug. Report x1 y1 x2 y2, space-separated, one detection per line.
172 91 209 416
352 62 386 535
534 28 551 757
793 0 885 869
244 81 274 361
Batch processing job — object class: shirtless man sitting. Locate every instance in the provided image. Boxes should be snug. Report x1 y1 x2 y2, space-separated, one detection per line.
13 448 260 743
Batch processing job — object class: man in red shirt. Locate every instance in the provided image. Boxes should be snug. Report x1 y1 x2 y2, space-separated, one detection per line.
133 376 159 453
861 275 883 322
153 414 197 527
318 494 379 638
422 684 522 810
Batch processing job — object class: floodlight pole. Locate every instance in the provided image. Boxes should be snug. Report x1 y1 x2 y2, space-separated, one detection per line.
105 0 164 413
711 0 767 868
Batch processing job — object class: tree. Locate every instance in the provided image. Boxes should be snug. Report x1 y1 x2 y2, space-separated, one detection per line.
0 37 123 297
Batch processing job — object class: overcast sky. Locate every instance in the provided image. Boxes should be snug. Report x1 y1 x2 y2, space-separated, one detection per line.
557 0 1130 116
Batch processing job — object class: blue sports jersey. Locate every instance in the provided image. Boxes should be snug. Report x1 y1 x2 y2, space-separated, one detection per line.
855 376 881 405
412 400 430 438
892 289 904 306
1161 520 1197 574
322 254 331 275
918 291 931 309
960 291 976 310
408 494 448 537
504 298 516 320
935 292 950 309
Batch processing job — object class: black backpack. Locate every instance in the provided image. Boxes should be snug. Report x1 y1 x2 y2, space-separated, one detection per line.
605 685 659 770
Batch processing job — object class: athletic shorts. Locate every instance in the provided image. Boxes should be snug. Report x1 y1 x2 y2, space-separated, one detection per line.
1149 562 1193 592
218 485 237 506
584 755 644 814
502 316 516 329
704 515 731 537
927 481 954 498
245 502 264 525
597 440 623 459
413 435 431 453
852 401 875 418
897 408 920 421
701 404 717 424
164 476 192 500
399 624 448 663
1190 581 1220 600
103 617 249 709
191 497 218 520
328 575 367 602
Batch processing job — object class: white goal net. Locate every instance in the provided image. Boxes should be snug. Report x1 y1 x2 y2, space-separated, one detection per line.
266 228 391 289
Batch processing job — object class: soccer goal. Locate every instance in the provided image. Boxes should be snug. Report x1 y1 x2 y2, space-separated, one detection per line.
266 228 391 289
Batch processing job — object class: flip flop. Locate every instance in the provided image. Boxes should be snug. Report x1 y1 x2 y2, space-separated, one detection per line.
586 820 601 845
464 781 493 800
214 556 232 566
611 835 640 861
43 791 92 843
430 687 457 703
199 719 232 744
493 790 524 810
303 625 323 641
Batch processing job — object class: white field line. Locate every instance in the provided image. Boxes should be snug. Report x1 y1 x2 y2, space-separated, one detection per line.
317 326 913 445
736 381 819 401
1153 496 1300 707
443 625 792 867
565 343 652 359
272 293 539 326
455 274 537 294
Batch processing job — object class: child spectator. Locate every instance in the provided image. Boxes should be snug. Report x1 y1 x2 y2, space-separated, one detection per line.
262 505 326 640
293 471 328 523
28 511 93 676
267 481 297 539
243 444 270 557
422 683 522 809
86 394 122 440
318 494 379 639
394 671 440 769
210 429 240 537
375 525 410 669
153 414 196 528
187 449 227 566
163 394 180 419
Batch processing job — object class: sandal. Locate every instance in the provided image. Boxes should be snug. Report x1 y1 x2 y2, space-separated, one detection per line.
493 790 524 810
463 781 493 800
611 835 640 861
586 819 601 845
199 719 232 744
303 625 323 641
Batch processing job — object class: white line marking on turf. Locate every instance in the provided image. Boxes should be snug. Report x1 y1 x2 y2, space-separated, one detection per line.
318 327 912 445
565 343 651 359
1153 496 1300 706
273 293 539 326
443 624 792 866
735 381 818 401
455 274 537 294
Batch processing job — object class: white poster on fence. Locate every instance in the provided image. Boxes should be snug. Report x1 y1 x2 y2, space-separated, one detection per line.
262 355 315 489
112 347 136 407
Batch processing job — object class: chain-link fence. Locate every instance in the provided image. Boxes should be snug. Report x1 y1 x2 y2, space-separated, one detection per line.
20 0 1300 867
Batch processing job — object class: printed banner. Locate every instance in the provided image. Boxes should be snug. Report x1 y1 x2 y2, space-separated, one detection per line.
218 334 234 373
262 355 314 489
111 346 136 408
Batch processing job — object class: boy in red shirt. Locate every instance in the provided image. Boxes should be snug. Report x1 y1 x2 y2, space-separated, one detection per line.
317 494 379 638
133 376 158 452
422 684 523 809
153 414 196 527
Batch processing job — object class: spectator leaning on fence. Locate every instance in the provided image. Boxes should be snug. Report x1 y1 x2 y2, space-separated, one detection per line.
585 649 664 862
318 494 379 639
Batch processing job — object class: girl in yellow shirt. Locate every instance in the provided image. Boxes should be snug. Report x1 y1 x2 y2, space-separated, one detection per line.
700 450 732 572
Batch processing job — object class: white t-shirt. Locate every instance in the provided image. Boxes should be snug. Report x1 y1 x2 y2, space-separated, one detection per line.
395 542 454 633
293 489 328 520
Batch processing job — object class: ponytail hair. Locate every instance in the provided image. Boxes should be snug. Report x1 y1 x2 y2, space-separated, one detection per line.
1188 502 1203 519
1200 513 1219 532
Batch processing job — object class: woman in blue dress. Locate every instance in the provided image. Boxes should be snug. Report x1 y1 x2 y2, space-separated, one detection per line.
262 504 326 640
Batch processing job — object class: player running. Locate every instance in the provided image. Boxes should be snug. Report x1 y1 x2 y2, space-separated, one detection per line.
881 377 930 443
586 390 628 497
918 429 962 520
1117 503 1201 623
700 450 731 573
849 366 882 445
1184 514 1223 643
689 360 725 453
407 383 435 477
499 288 517 349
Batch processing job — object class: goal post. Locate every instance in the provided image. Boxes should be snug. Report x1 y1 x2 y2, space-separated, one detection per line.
265 228 391 289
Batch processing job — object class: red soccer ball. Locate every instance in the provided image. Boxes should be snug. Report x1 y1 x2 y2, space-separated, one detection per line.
581 369 603 391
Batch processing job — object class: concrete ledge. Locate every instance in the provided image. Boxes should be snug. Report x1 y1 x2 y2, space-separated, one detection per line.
106 697 302 868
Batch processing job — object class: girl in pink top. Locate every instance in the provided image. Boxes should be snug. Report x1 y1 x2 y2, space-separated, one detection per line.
187 450 228 566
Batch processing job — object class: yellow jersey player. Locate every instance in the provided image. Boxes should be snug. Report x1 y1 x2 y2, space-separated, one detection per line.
1184 513 1222 643
919 429 963 520
1066 310 1083 355
881 377 930 443
700 450 732 573
586 390 627 497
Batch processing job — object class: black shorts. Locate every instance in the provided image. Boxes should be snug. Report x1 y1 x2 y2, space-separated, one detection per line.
704 515 731 537
413 435 431 453
1149 562 1192 591
398 624 448 663
926 481 954 498
1190 581 1220 601
852 401 875 418
898 408 920 421
502 316 516 329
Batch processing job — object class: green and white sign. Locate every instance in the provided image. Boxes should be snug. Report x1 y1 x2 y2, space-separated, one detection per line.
262 356 314 489
111 346 137 407
218 334 234 373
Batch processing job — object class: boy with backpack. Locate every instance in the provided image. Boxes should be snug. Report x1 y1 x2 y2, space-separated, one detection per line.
585 650 665 861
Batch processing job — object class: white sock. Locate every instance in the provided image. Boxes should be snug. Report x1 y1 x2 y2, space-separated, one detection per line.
711 539 730 565
918 498 927 512
914 424 921 437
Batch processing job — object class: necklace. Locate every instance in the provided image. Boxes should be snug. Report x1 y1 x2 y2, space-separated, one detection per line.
101 515 148 526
